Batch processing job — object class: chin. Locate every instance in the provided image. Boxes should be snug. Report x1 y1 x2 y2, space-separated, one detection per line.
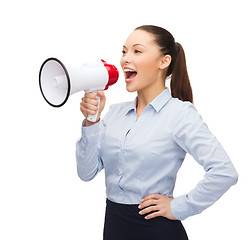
125 84 138 93
125 78 145 93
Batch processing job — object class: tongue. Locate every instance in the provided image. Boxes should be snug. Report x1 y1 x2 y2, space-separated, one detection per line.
128 72 137 79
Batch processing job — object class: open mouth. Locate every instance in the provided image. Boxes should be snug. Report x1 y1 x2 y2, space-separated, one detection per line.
124 68 137 81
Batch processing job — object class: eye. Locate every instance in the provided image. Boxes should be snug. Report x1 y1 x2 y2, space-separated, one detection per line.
122 50 126 54
134 50 142 54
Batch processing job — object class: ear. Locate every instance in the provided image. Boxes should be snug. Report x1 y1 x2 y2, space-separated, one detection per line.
159 55 171 70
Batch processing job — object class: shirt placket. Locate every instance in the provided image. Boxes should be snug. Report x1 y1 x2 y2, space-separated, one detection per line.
117 108 148 202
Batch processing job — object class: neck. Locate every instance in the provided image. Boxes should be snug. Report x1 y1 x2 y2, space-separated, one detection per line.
136 82 166 110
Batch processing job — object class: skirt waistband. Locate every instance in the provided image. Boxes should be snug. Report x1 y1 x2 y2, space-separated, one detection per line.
106 198 140 218
104 198 189 240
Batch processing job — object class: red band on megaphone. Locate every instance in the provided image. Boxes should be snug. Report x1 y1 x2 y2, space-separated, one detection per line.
101 60 119 90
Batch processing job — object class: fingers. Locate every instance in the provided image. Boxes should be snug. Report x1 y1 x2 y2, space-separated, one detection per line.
81 98 99 110
80 105 98 116
80 92 99 117
144 211 162 220
138 199 158 210
82 92 99 100
139 205 158 216
141 193 162 202
81 93 99 106
80 102 98 116
138 194 175 220
138 199 159 219
80 91 106 118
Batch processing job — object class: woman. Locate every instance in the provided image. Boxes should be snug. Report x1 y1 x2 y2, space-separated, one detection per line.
76 25 238 240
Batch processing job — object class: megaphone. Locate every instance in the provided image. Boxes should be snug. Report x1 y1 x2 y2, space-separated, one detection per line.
39 57 119 122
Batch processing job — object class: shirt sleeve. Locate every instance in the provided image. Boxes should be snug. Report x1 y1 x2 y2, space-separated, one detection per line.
170 102 238 221
75 108 110 181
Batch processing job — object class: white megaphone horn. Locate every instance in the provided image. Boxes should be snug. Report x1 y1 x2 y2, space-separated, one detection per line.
39 57 119 122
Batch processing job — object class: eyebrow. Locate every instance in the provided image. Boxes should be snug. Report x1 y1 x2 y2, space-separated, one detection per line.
133 44 145 48
123 44 145 49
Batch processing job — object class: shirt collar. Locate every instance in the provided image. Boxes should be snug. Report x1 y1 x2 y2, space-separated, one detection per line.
124 88 172 116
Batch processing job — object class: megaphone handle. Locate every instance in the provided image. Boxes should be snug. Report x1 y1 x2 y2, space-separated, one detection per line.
87 91 100 122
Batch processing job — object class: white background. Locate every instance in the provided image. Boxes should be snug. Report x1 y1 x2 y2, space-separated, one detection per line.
1 0 250 239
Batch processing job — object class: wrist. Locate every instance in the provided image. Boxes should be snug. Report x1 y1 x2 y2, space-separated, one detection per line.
84 118 100 126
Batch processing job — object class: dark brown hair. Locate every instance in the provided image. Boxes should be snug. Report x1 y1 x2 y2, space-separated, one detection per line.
135 25 193 103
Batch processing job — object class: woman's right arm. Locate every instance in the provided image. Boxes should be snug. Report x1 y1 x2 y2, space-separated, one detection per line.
76 91 106 181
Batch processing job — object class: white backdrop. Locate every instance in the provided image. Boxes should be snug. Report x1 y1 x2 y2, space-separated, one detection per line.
1 0 250 239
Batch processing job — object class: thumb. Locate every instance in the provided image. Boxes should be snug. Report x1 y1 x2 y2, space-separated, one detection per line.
97 90 105 99
97 90 106 113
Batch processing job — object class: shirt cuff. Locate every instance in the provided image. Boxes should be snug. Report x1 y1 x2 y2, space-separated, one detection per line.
81 119 101 139
171 194 193 221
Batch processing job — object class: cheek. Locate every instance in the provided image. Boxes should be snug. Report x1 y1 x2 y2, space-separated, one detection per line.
138 57 159 76
120 57 124 68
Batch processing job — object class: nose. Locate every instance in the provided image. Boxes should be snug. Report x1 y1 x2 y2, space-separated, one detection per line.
121 51 133 65
125 59 131 65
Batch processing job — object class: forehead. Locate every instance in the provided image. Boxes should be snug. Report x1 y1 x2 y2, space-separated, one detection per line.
124 30 156 47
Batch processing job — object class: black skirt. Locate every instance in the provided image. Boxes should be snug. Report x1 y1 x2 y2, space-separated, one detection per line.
103 198 188 240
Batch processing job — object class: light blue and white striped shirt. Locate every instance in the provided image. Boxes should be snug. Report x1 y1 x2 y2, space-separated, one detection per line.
76 88 238 220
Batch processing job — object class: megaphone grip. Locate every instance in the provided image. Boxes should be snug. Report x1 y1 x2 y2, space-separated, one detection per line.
87 91 100 122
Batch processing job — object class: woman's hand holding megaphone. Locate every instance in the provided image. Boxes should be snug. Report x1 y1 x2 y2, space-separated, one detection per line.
80 90 106 126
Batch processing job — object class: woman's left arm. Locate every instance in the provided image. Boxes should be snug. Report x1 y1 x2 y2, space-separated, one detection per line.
169 102 238 220
139 102 238 221
139 102 238 220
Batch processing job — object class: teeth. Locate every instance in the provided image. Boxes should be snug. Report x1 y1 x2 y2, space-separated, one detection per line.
124 69 136 72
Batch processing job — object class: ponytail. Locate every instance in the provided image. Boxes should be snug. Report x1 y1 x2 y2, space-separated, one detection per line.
135 25 193 104
170 43 193 103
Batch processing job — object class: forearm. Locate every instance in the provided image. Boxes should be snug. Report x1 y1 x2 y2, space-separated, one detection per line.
171 160 238 220
171 139 238 220
76 120 103 181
